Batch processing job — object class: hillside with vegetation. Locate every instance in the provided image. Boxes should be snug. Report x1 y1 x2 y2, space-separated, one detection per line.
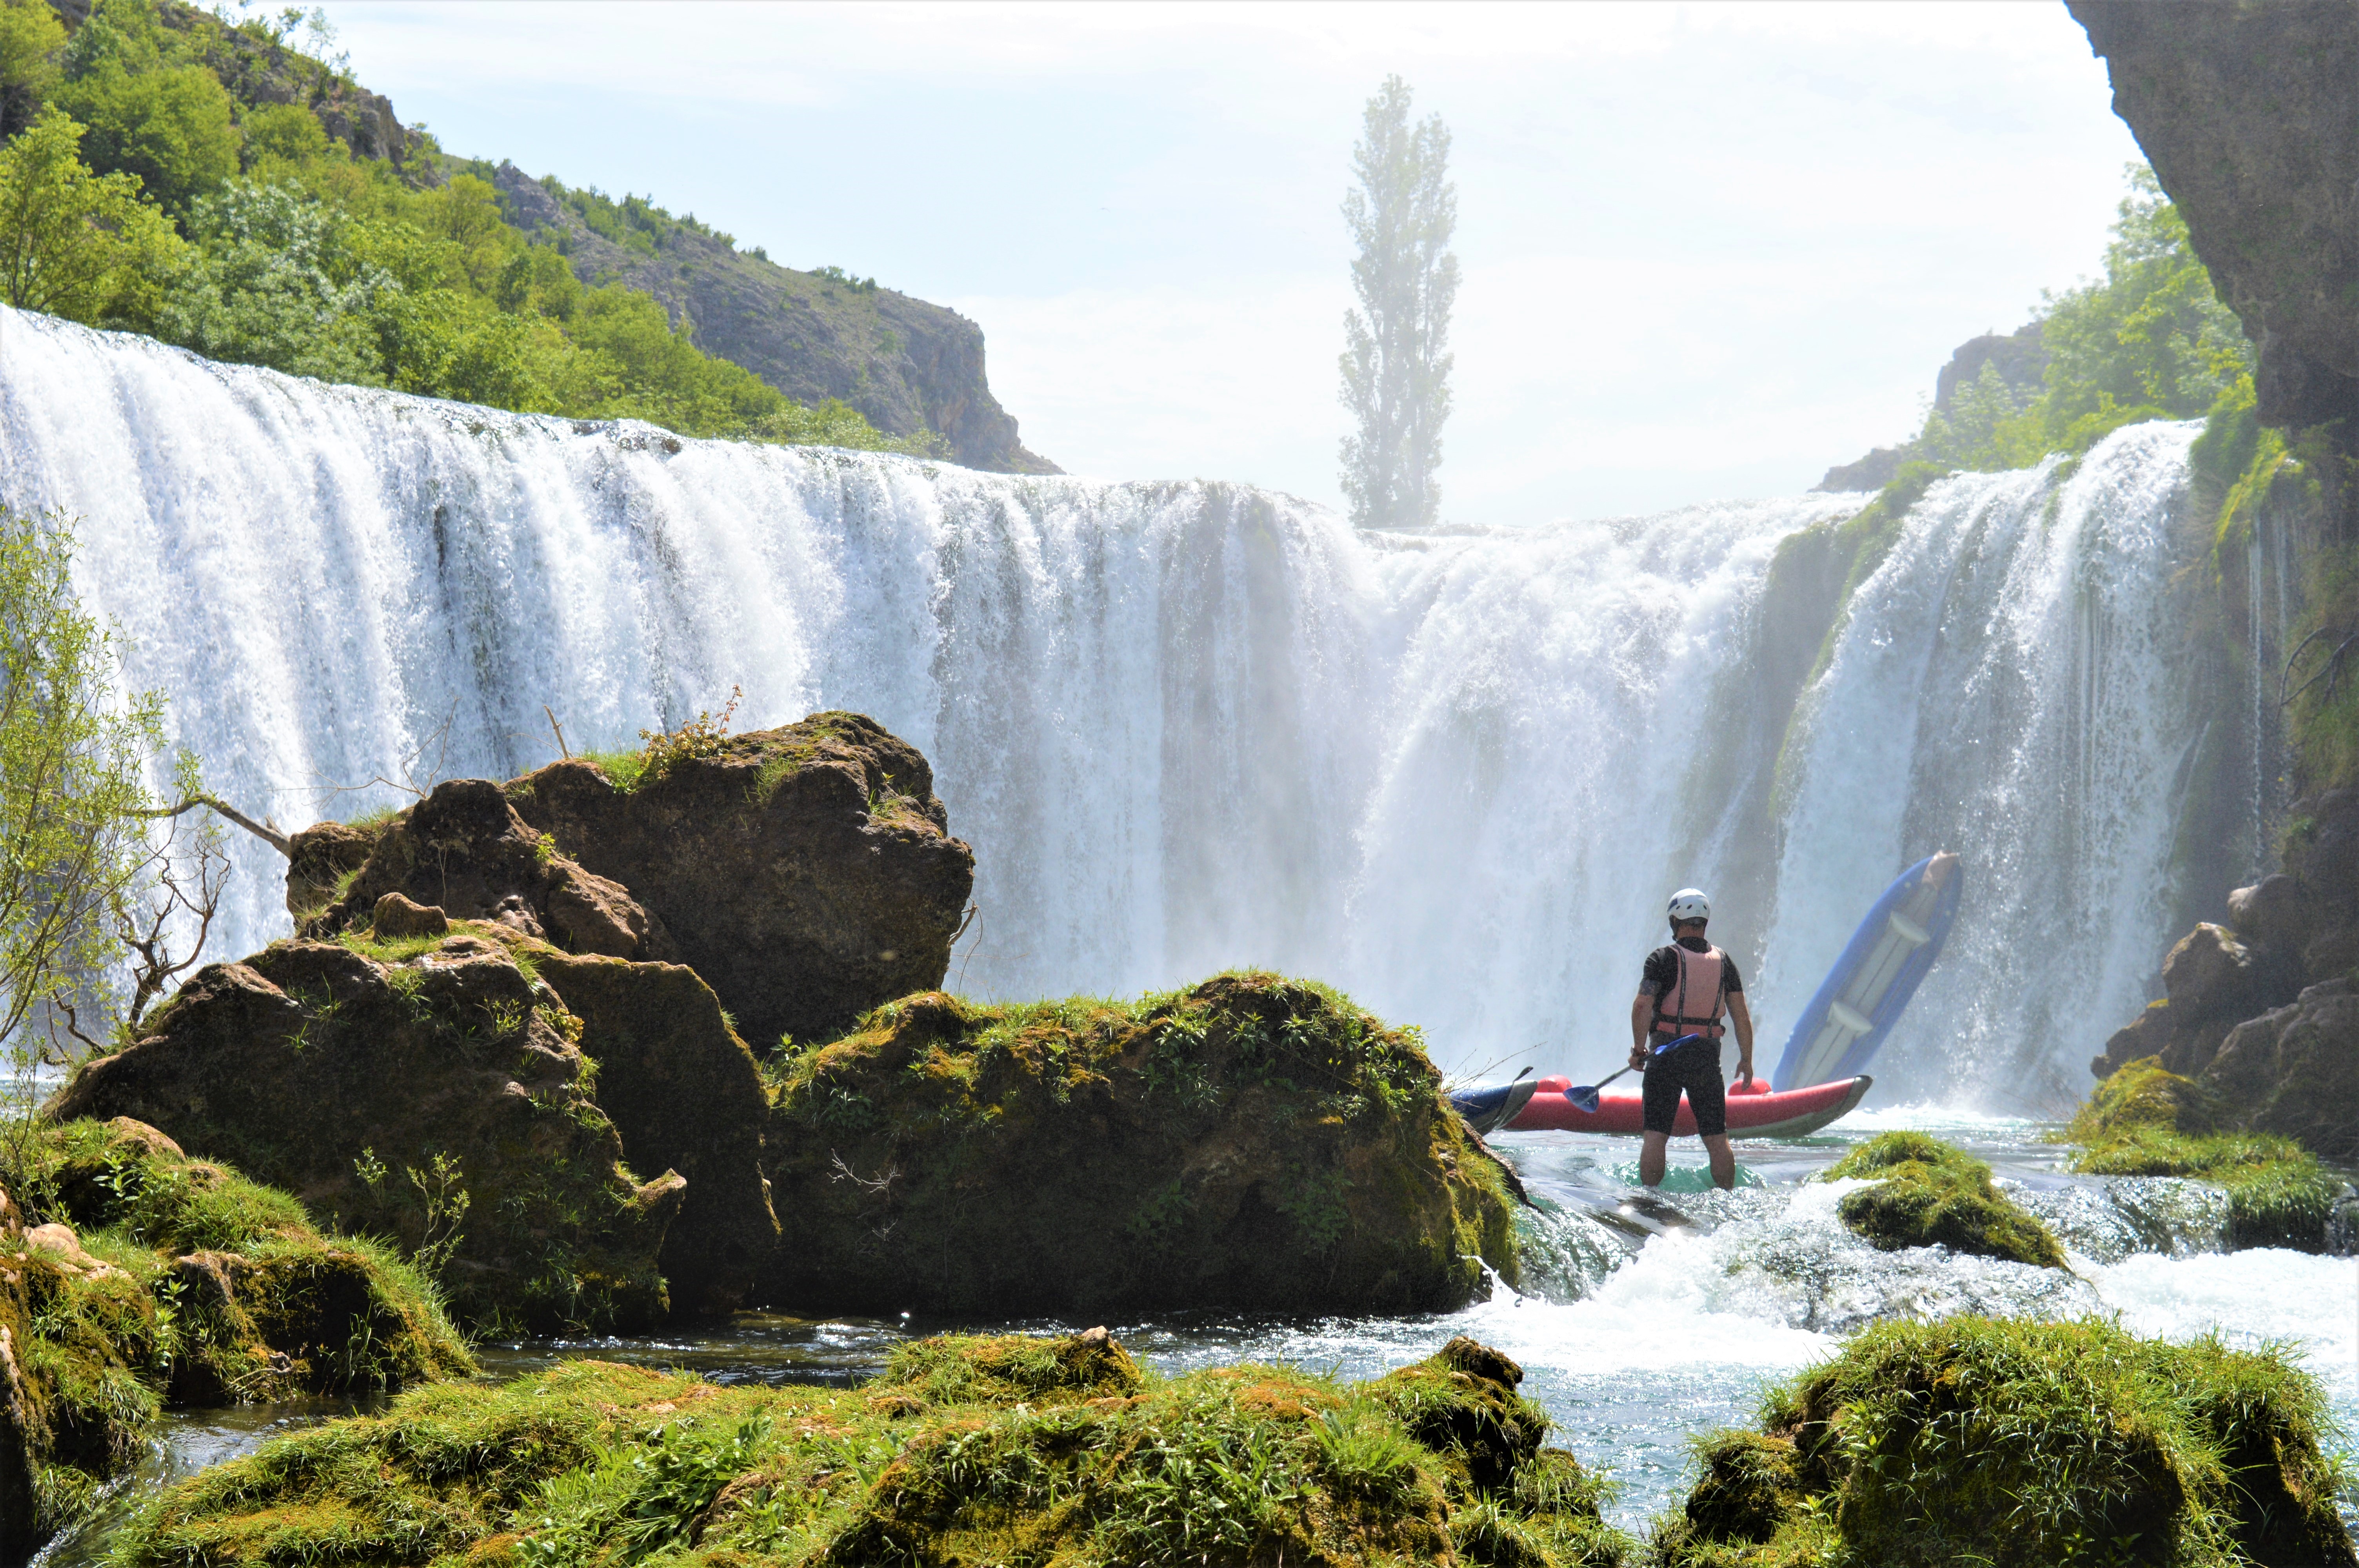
0 0 1054 466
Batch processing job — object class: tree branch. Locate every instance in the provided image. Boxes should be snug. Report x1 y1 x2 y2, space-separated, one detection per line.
148 794 289 857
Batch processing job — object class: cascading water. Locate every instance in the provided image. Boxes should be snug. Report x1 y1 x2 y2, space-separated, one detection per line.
8 307 2353 1550
4 307 2208 1096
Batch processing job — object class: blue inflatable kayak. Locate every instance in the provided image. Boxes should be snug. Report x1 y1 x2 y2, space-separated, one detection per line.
1772 851 1963 1091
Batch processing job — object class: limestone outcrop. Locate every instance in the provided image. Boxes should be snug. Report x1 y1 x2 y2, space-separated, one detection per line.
304 778 676 962
2070 2 2359 431
758 971 1519 1316
2094 792 2359 1163
507 711 976 1048
47 933 682 1332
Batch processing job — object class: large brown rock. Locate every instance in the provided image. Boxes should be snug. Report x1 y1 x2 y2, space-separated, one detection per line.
46 937 682 1332
2202 977 2359 1164
507 712 976 1048
2163 923 2259 1025
757 973 1518 1317
307 778 676 962
530 949 778 1317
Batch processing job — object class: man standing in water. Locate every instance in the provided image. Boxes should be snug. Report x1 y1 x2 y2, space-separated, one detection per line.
1628 888 1755 1190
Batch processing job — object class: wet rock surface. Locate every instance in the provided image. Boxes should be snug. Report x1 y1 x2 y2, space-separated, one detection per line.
507 712 976 1049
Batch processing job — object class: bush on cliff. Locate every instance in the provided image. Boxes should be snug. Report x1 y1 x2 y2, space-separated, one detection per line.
0 1115 469 1559
2064 1056 2342 1250
761 970 1520 1316
109 1330 1634 1567
1818 1132 2066 1269
1656 1315 2354 1568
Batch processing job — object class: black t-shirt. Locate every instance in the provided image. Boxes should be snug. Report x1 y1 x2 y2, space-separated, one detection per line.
1639 936 1743 1001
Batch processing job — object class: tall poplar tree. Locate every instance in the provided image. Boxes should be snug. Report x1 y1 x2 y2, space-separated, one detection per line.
1339 75 1458 532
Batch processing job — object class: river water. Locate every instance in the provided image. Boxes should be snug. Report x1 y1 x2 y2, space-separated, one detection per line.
45 1107 2357 1557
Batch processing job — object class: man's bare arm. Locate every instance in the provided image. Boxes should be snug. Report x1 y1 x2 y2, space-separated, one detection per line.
1728 992 1756 1084
1629 993 1651 1068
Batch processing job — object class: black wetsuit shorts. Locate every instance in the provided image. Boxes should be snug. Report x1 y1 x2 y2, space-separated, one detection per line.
1642 1034 1726 1138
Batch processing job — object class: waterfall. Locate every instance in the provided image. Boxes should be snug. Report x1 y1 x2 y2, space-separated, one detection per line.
1 309 2206 1096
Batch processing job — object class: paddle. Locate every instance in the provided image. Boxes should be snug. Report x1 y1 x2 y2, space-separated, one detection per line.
1565 1033 1703 1114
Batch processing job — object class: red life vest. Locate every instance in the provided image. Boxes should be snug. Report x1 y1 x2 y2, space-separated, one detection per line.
1653 944 1727 1039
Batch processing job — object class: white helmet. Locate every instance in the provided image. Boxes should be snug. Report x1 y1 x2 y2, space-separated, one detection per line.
1668 888 1712 924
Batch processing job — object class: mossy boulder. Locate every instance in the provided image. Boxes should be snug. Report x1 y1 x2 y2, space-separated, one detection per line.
305 777 675 960
0 1117 470 1560
505 711 976 1048
110 1330 1633 1568
1659 1315 2355 1568
48 930 683 1332
2065 1057 2345 1251
1819 1132 2066 1269
760 971 1519 1316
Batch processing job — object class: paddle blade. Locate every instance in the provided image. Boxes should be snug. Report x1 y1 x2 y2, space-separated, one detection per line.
1568 1084 1602 1114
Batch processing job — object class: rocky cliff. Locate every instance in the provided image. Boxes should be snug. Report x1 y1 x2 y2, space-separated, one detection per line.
2070 1 2359 432
2070 0 2359 1152
490 164 1059 474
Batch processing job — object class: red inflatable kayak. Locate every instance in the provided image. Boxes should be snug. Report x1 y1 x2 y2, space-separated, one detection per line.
1507 1074 1873 1138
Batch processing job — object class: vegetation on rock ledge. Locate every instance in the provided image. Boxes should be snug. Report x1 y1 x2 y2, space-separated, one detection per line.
1660 1314 2354 1568
0 1115 469 1556
762 970 1520 1316
2064 1056 2342 1250
1818 1131 2066 1269
110 1329 1633 1568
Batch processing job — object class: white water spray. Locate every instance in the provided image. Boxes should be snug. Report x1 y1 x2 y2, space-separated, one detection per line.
3 310 2208 1095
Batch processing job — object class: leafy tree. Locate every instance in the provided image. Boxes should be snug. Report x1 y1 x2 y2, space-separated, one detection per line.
2031 165 2248 447
1339 74 1458 531
1903 165 2254 474
0 104 183 324
54 61 238 214
0 505 177 1074
157 178 388 383
239 100 334 171
0 0 65 139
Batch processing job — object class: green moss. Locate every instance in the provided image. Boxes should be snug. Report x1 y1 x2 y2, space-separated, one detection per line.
765 971 1518 1314
2069 1055 2220 1139
0 1118 473 1553
1819 1132 2066 1268
2063 1058 2341 1250
1659 1316 2352 1568
111 1330 1634 1568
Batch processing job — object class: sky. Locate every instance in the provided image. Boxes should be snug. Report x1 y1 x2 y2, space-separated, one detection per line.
313 1 2145 526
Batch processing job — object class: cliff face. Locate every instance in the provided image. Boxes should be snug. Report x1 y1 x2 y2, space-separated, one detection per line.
491 165 1059 475
2070 1 2359 430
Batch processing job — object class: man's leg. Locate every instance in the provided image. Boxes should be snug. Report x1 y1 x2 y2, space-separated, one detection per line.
1703 1134 1735 1190
1639 1130 1669 1186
